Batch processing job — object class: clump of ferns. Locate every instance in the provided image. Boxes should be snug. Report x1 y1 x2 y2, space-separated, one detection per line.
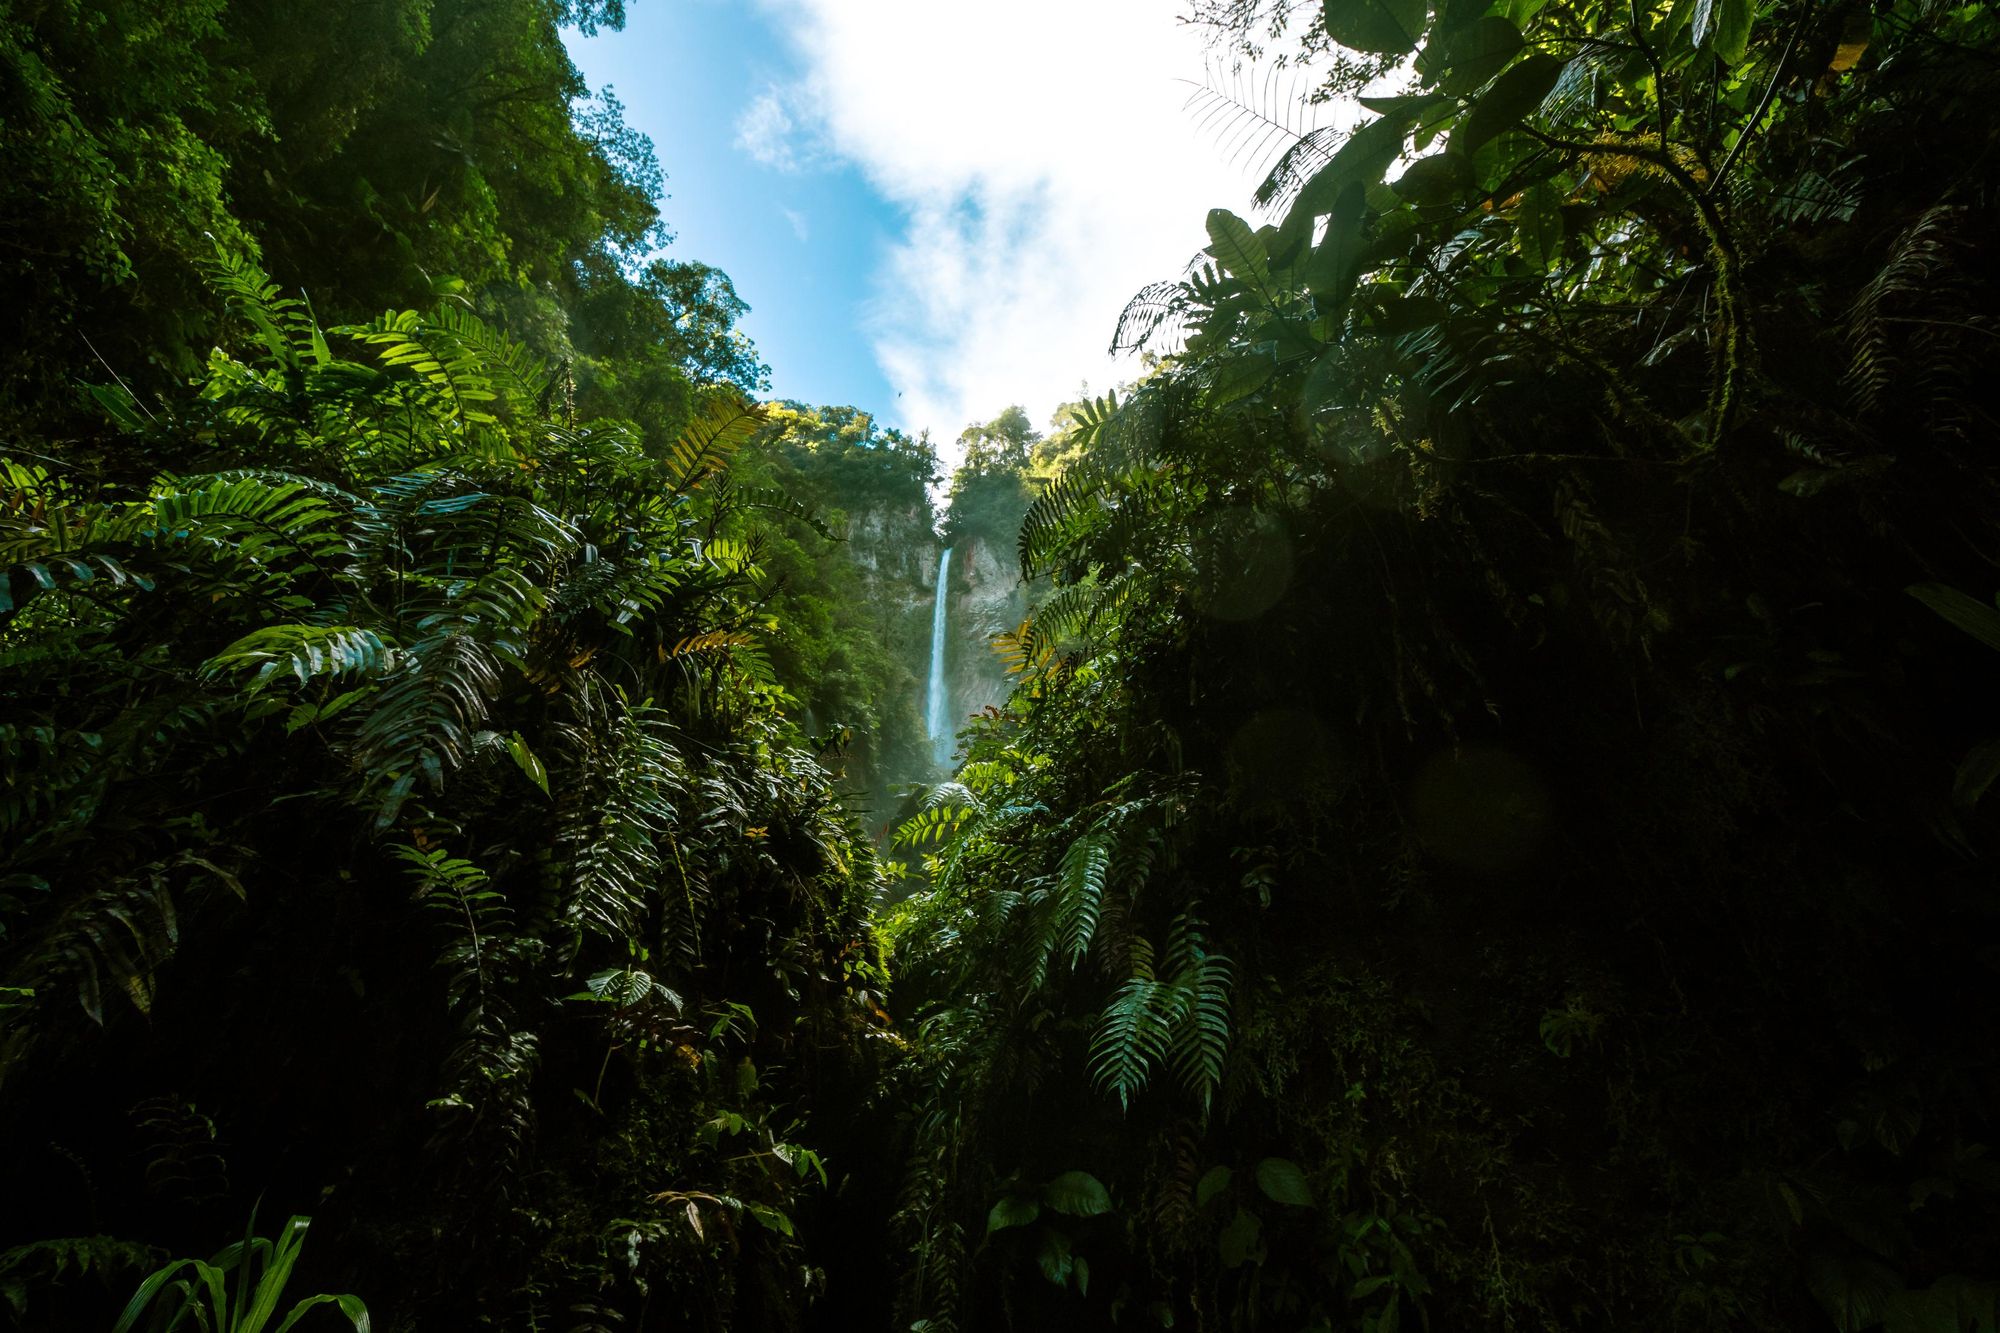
1846 202 1992 445
554 680 692 966
889 1003 998 1333
0 852 246 1082
392 835 543 1179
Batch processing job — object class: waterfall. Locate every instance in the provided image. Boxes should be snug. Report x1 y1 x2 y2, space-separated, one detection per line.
926 547 953 765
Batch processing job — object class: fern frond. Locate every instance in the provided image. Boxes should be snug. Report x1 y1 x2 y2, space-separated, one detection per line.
893 804 973 850
343 309 501 427
923 782 984 813
350 628 509 827
1018 462 1106 579
665 393 766 494
701 536 756 574
1165 912 1232 1113
200 244 320 375
201 625 399 691
7 855 238 1036
1113 280 1203 356
1025 575 1132 657
429 305 553 408
1055 832 1112 967
1252 125 1343 210
713 479 839 541
1090 972 1174 1112
1182 64 1318 181
991 620 1052 677
146 474 349 577
1847 204 1966 418
557 693 684 945
666 629 759 658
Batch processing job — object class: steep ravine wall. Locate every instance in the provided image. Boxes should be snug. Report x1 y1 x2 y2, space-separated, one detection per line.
830 494 1034 832
937 531 1026 761
821 498 938 824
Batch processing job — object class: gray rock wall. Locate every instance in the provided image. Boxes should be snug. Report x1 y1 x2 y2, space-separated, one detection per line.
934 531 1027 766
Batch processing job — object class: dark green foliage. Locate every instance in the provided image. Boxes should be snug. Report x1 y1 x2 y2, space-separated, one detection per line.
113 1212 368 1333
885 0 2000 1328
0 258 890 1328
0 0 697 451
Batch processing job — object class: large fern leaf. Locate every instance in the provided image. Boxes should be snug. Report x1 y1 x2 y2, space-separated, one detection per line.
202 625 399 691
1055 832 1112 967
664 393 766 494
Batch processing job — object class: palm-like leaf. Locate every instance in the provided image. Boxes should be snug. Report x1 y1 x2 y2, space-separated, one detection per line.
664 393 766 494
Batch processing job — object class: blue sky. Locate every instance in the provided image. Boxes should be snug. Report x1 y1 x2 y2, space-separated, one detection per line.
565 1 899 418
566 2 1320 466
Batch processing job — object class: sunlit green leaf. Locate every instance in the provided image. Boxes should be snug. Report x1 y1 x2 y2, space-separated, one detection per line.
1692 0 1754 63
1437 17 1524 94
1452 52 1565 158
1515 181 1565 267
1322 0 1428 54
1393 152 1475 204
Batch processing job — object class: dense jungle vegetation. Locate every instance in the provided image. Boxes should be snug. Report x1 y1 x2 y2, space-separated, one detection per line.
3 0 1999 1329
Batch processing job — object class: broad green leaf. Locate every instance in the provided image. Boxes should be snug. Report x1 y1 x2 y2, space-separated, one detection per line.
88 382 148 431
1392 152 1475 205
1434 0 1498 36
273 1293 371 1333
1042 1170 1113 1217
1037 1229 1073 1286
1205 209 1269 285
1218 1207 1264 1268
1954 739 2000 809
240 1217 313 1332
506 732 550 796
1356 92 1454 118
1515 181 1565 267
1437 17 1524 94
745 1202 794 1236
1195 1165 1233 1208
1808 1251 1904 1333
1692 0 1754 64
1207 352 1277 407
1255 1157 1315 1207
1301 351 1348 416
1293 114 1416 221
1452 52 1565 158
1302 183 1371 316
1908 584 2000 656
114 1260 201 1333
1322 0 1427 54
986 1196 1041 1233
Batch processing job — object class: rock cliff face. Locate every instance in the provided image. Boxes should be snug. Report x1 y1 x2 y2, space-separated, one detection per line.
825 498 939 818
936 531 1025 761
848 501 940 588
830 487 1033 815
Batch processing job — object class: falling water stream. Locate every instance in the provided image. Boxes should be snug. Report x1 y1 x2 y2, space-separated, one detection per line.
926 547 953 764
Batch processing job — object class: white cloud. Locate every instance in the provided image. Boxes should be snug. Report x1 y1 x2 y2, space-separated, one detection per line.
733 86 823 172
782 207 810 242
750 1 1324 465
